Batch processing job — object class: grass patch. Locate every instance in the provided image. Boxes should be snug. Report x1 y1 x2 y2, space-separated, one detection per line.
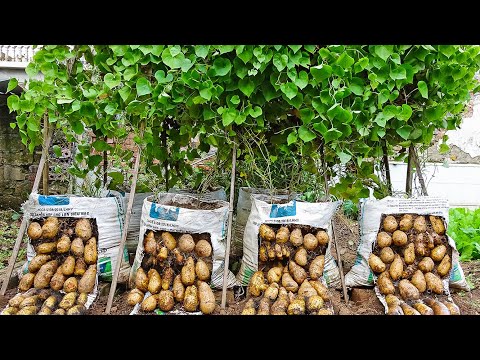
0 210 27 270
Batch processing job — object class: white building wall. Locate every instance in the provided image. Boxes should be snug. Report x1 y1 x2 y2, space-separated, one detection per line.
389 162 480 209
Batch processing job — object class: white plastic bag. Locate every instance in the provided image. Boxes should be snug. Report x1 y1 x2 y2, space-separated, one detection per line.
232 187 298 258
130 193 237 290
344 196 469 291
124 189 227 253
20 192 130 307
236 195 342 289
22 193 130 283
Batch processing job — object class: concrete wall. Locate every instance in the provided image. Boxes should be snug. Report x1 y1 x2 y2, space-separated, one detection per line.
388 92 480 209
0 94 40 209
426 93 480 165
389 162 480 209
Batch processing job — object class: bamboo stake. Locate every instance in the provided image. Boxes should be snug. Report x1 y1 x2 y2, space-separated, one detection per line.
332 222 349 303
382 140 392 196
103 135 108 188
105 123 144 314
320 142 329 199
320 143 349 304
162 119 169 191
1 124 53 295
42 114 49 196
411 145 428 196
221 143 237 309
406 146 414 197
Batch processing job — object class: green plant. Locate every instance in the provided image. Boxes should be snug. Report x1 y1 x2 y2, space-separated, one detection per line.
465 273 476 290
448 207 480 261
0 210 27 269
342 199 359 220
11 210 22 221
7 45 480 201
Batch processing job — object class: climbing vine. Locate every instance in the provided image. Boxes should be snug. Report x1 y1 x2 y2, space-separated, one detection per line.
7 45 480 201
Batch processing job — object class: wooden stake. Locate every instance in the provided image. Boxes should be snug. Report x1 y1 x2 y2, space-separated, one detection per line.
42 114 49 196
103 135 108 188
0 124 53 295
382 140 392 196
221 143 237 309
320 142 329 200
332 221 349 304
406 146 413 197
162 119 169 191
411 145 428 196
320 143 349 304
105 123 144 314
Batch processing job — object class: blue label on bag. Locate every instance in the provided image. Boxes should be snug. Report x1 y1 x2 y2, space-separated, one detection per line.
38 195 70 206
149 203 179 221
269 200 296 218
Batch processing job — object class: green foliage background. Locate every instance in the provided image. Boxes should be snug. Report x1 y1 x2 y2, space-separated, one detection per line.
448 208 480 261
7 45 480 203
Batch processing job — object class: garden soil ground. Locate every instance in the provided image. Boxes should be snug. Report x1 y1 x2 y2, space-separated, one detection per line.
1 211 479 315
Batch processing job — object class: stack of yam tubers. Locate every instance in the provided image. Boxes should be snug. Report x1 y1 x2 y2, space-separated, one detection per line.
128 231 216 315
369 214 460 315
1 217 98 315
241 223 334 315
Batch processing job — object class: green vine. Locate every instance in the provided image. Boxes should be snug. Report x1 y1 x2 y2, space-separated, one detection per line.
7 45 480 202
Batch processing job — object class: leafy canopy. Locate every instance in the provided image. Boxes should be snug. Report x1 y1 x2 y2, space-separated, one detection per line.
7 45 480 201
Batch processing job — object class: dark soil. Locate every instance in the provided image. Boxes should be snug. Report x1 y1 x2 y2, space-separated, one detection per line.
451 260 480 315
333 287 385 315
87 288 132 315
87 287 248 315
156 194 225 210
331 213 359 272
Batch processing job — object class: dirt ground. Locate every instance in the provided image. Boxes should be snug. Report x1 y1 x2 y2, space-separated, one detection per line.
1 212 479 315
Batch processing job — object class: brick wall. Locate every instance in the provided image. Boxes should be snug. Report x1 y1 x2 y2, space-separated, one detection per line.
0 95 40 210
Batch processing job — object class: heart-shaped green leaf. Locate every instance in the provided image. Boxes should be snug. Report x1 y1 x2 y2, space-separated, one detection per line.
396 125 413 140
337 150 352 164
273 53 288 71
104 73 121 88
136 77 152 96
249 106 262 118
280 82 298 100
287 131 298 145
298 125 316 142
397 104 412 121
324 128 343 143
154 70 174 84
418 80 428 98
238 78 255 97
390 66 407 80
295 71 309 89
374 45 394 61
213 58 232 76
222 108 237 126
310 64 332 82
7 79 18 92
336 52 354 69
195 45 210 58
119 86 131 102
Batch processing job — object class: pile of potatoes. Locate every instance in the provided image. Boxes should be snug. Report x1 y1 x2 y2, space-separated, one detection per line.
242 268 333 315
258 224 329 266
2 288 89 315
369 214 460 315
1 217 98 315
241 223 334 315
127 231 216 314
